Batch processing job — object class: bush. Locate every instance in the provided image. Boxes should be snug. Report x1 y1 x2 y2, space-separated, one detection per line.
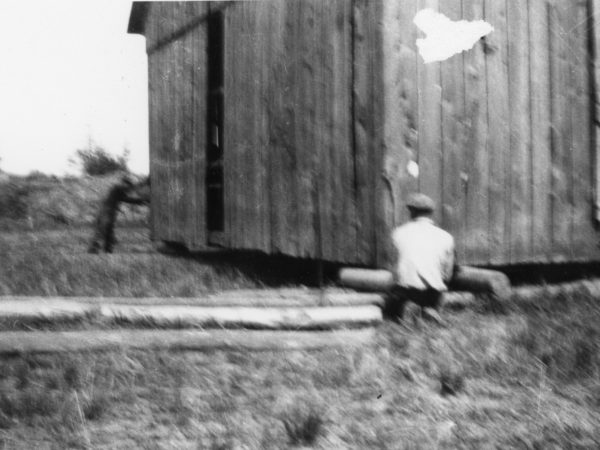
75 146 128 176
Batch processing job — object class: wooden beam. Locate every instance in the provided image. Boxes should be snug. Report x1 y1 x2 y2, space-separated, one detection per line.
0 329 376 355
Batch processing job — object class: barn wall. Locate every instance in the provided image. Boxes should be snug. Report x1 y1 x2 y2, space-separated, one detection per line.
222 0 381 264
146 2 208 249
381 0 597 267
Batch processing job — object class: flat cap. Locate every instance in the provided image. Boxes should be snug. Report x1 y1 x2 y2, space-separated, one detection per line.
406 193 435 212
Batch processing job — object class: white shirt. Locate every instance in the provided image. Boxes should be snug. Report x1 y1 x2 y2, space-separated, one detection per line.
391 217 455 291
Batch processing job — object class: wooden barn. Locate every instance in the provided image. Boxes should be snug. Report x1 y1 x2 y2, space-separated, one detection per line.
128 0 600 268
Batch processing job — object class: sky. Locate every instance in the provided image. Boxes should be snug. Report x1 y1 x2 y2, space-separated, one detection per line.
0 0 149 175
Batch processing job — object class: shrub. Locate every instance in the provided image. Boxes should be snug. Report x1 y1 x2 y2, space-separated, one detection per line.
75 146 128 176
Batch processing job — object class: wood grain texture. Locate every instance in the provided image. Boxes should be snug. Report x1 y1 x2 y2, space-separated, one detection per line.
353 0 382 265
462 0 489 263
528 0 552 262
485 0 510 265
417 0 443 226
507 0 532 263
190 3 208 249
224 5 239 248
265 0 293 255
439 0 466 260
594 0 600 223
382 0 416 228
549 1 572 261
570 0 595 259
139 0 600 266
331 0 356 263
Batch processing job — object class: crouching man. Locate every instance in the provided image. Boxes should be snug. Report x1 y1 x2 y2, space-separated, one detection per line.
88 176 149 254
388 193 456 325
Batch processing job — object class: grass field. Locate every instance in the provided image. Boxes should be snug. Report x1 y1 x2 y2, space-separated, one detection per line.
0 225 599 448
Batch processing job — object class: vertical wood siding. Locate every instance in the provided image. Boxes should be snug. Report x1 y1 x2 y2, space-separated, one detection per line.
146 2 208 249
223 0 362 262
381 0 597 266
142 0 597 266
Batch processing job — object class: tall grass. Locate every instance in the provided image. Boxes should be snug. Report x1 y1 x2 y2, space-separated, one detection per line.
0 228 260 297
0 290 599 448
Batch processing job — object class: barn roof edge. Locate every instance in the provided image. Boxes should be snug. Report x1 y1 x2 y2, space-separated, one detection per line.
127 1 150 35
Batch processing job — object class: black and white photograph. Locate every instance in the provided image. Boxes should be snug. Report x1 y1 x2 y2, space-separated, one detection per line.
0 0 599 448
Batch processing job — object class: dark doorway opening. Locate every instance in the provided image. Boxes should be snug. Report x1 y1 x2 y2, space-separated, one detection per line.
206 10 225 243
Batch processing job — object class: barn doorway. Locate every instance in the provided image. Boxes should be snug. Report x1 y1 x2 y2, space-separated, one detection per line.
206 10 225 244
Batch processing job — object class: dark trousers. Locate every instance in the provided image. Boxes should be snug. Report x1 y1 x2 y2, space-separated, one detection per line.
385 286 443 319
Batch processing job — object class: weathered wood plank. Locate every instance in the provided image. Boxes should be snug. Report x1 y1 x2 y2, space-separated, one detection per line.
335 0 357 264
353 0 379 265
256 4 271 253
295 0 318 258
369 0 386 268
593 0 600 223
439 0 466 260
147 49 159 241
528 0 552 262
549 2 572 261
0 329 376 355
190 3 208 249
462 0 489 264
224 5 239 248
417 0 443 226
265 0 289 255
485 0 510 265
144 3 159 52
314 0 333 262
570 0 595 259
507 0 532 263
381 0 420 265
278 0 300 255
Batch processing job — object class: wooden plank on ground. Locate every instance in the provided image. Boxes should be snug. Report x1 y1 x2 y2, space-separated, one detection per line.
0 329 377 355
163 3 177 243
528 0 552 262
507 0 532 263
101 305 382 330
0 291 385 308
417 0 443 226
439 0 466 258
570 0 595 259
484 0 510 265
369 0 386 269
548 2 572 261
462 0 489 264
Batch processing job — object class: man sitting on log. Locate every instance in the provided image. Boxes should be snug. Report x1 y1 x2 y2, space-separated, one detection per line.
88 176 149 254
388 193 456 324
